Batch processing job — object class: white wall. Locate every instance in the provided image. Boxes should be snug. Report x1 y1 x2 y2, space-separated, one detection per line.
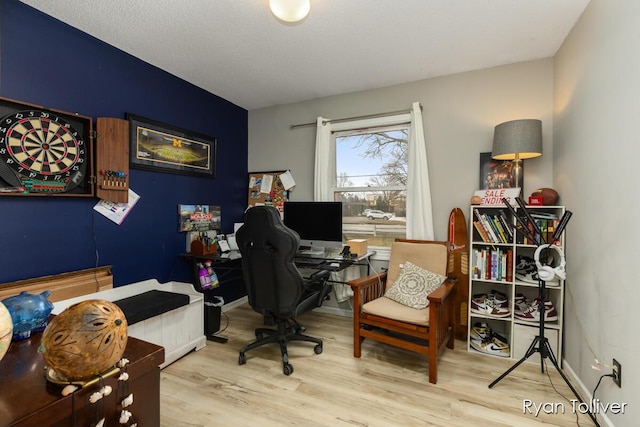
554 0 639 425
248 3 640 422
247 3 639 424
248 59 555 242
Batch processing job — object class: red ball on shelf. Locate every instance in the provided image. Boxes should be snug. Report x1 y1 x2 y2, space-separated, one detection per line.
531 188 559 205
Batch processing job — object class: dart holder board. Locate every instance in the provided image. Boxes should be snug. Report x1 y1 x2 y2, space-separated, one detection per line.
0 97 129 202
95 117 129 203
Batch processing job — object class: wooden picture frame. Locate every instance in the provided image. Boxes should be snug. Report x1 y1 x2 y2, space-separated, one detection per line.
479 152 522 190
128 114 216 178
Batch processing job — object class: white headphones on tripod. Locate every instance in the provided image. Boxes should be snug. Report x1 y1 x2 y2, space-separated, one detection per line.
534 244 566 282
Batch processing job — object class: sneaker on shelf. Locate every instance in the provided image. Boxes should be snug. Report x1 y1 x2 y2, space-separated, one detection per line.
491 333 510 356
470 332 510 357
514 298 558 322
470 294 510 318
515 255 539 284
514 293 531 314
515 255 560 286
470 322 492 342
488 290 509 308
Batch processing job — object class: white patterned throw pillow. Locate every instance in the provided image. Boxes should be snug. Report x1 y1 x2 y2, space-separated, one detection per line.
384 261 446 310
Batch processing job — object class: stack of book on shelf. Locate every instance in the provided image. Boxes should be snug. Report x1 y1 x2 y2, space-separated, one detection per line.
473 209 513 244
521 212 560 245
471 247 513 282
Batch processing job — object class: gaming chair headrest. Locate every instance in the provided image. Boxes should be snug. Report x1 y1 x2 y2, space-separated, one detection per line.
238 205 300 250
534 244 566 282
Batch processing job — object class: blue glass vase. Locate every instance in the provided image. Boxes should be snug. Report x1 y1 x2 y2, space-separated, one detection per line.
1 290 54 341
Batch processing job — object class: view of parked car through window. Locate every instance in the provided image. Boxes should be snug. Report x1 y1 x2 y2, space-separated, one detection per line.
333 124 409 246
364 209 393 220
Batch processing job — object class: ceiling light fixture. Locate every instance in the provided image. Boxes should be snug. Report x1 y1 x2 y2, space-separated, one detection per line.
269 0 311 23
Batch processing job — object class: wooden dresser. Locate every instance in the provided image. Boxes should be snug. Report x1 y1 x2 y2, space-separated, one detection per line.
0 333 164 427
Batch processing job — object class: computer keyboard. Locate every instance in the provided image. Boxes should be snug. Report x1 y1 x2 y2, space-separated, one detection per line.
294 257 325 267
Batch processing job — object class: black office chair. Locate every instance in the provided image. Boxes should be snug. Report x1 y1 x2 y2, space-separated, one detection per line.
236 205 331 375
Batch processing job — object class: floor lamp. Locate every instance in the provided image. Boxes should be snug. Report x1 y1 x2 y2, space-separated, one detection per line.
491 119 542 189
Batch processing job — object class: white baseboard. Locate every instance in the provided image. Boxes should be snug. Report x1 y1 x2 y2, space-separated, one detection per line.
562 359 614 427
222 295 248 312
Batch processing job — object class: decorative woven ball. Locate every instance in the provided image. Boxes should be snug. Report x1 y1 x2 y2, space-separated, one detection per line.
39 299 128 381
0 302 13 363
531 188 559 205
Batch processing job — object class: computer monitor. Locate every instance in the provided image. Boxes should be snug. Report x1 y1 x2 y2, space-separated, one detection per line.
283 201 343 254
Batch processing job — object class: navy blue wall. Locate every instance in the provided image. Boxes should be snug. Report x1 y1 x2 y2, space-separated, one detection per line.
0 1 248 302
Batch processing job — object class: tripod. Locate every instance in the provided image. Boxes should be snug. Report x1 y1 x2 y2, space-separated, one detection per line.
488 278 599 426
488 202 599 426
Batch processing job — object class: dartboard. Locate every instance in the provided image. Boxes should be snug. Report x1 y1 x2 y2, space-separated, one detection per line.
0 109 88 192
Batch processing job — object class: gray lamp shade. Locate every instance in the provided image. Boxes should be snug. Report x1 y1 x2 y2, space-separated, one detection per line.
492 119 542 160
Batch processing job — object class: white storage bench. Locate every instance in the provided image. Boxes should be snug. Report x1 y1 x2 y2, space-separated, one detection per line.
52 279 207 368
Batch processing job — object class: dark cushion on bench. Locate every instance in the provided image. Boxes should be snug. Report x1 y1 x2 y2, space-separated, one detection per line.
113 290 190 325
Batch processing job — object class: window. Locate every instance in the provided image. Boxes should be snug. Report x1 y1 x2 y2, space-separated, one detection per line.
315 103 433 250
333 123 408 247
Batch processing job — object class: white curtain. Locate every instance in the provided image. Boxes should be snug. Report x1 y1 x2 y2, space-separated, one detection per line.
314 115 352 301
314 117 333 201
406 101 434 240
313 103 433 301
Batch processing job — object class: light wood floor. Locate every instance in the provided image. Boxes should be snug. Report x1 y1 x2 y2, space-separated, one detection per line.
160 304 596 426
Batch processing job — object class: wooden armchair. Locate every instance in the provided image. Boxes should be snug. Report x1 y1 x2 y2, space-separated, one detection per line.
347 239 457 384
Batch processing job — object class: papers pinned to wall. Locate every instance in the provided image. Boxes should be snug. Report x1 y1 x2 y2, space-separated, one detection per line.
247 170 293 210
93 189 140 225
260 174 274 194
279 170 296 190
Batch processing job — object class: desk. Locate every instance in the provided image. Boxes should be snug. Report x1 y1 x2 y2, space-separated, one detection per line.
0 334 164 427
294 250 376 274
181 249 375 284
180 250 376 318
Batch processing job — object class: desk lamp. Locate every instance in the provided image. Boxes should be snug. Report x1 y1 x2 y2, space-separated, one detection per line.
491 119 542 189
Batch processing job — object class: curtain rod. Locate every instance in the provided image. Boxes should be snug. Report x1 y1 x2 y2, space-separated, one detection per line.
289 105 421 130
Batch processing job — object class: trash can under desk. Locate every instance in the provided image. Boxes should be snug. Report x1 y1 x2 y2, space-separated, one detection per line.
204 293 226 343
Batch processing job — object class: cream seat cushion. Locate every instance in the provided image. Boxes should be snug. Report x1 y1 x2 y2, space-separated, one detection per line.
362 296 429 326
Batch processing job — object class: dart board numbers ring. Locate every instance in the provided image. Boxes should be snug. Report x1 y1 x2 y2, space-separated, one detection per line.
0 98 93 196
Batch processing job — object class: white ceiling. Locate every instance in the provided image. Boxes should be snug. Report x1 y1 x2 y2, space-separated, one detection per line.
20 0 590 111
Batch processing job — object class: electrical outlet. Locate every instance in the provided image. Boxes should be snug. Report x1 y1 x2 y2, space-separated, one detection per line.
613 359 622 387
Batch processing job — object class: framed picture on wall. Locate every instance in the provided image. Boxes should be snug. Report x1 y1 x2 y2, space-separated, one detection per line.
479 152 522 189
128 113 216 178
